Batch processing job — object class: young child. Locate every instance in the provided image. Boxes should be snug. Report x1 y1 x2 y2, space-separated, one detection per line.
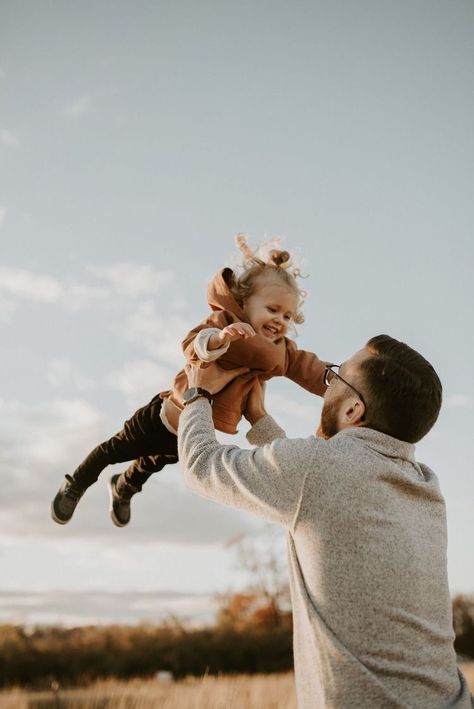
51 235 327 527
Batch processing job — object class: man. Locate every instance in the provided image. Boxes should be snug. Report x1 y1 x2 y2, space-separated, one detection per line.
178 334 473 708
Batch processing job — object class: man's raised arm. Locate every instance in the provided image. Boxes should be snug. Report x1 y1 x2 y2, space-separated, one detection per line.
177 363 311 529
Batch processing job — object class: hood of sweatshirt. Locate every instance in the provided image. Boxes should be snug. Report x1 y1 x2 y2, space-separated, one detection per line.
206 268 249 322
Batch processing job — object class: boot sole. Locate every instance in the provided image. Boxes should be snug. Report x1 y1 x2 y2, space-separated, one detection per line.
108 475 129 528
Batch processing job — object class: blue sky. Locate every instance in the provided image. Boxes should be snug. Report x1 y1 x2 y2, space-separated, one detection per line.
1 0 473 625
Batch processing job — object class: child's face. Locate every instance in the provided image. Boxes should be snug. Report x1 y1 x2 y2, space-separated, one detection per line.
242 275 298 341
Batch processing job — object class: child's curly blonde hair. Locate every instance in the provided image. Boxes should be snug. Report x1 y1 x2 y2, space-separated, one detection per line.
228 234 307 325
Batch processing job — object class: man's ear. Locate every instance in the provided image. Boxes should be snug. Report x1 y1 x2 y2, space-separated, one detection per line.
341 398 365 427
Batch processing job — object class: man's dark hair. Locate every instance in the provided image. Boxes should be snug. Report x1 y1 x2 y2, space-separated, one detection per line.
358 335 443 443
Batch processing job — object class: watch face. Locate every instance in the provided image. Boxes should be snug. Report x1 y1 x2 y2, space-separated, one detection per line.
183 387 213 405
184 387 199 402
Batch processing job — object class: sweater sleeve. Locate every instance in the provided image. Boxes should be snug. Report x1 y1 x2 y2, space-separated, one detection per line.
182 313 231 363
246 414 286 446
285 339 328 397
178 400 309 528
194 328 231 362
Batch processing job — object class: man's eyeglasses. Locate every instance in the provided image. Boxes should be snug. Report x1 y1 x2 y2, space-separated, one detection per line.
324 364 366 405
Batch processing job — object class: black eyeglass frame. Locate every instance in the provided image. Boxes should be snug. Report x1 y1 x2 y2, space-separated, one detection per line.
324 364 366 406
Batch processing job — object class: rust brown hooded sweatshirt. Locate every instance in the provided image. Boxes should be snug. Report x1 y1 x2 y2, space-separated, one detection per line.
160 267 327 434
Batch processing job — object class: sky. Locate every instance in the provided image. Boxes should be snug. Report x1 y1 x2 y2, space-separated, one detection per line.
1 0 473 626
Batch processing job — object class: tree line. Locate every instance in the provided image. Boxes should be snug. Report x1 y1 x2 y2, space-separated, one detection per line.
0 594 472 689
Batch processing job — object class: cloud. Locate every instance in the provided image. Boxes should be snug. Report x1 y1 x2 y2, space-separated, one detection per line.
63 283 109 310
445 395 472 409
0 205 6 227
48 358 95 392
125 302 193 364
0 397 107 468
0 589 215 627
0 266 63 302
0 259 269 547
0 129 19 148
0 263 176 311
0 395 108 531
63 94 92 118
0 395 253 545
0 265 107 310
0 293 17 321
107 359 175 407
89 263 174 297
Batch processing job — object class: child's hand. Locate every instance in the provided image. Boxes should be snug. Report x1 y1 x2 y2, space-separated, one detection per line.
219 322 256 344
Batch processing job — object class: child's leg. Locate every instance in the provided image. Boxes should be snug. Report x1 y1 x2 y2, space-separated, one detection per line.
109 423 178 526
119 453 179 492
69 446 112 490
71 395 172 490
51 395 172 525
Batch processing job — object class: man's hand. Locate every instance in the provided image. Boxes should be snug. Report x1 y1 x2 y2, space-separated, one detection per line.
185 362 250 396
244 377 267 425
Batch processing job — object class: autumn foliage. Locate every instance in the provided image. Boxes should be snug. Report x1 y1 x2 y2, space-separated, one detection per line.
1 594 473 689
453 595 474 660
0 593 292 689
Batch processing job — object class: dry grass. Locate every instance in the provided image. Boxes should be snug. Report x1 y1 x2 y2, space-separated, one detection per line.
1 665 473 709
0 673 297 709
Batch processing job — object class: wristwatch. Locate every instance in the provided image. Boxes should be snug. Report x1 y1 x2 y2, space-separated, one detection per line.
183 387 214 406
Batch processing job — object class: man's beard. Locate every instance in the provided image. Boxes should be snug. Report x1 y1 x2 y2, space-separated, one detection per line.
317 394 344 439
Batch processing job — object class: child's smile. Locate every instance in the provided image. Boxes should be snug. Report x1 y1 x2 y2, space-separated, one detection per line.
242 276 298 342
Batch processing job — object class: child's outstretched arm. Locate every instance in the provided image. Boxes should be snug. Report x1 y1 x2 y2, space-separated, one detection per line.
207 322 255 350
182 316 256 366
285 340 329 397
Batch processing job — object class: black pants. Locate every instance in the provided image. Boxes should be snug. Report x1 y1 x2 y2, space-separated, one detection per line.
71 396 178 491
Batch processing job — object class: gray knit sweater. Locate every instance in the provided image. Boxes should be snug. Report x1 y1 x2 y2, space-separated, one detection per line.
178 400 473 708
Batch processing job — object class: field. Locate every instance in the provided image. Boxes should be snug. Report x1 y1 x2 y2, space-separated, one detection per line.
0 665 473 708
0 673 296 709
